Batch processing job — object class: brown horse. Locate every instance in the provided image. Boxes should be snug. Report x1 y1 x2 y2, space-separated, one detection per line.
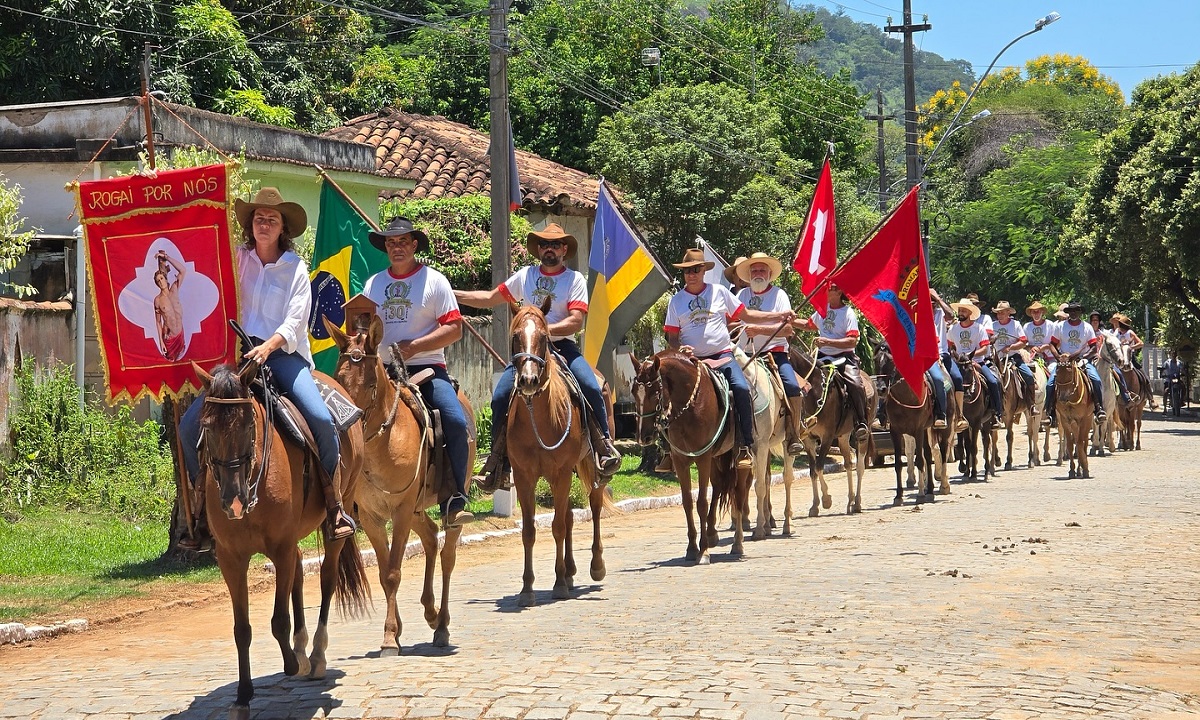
506 301 612 605
324 315 473 652
195 362 369 720
993 354 1043 470
874 345 942 504
1055 358 1094 478
1116 345 1148 450
787 346 875 516
633 350 749 563
953 357 995 481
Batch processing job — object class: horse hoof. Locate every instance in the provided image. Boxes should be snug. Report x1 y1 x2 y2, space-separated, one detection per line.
229 705 251 720
553 585 571 600
925 493 936 503
906 479 916 490
685 547 699 561
808 507 819 518
307 659 327 680
1004 462 1013 471
697 554 711 566
294 654 311 677
379 645 400 658
730 546 744 559
591 561 606 582
432 628 450 647
518 591 536 607
892 496 903 507
1068 469 1076 479
284 656 300 676
1082 472 1091 479
822 495 832 510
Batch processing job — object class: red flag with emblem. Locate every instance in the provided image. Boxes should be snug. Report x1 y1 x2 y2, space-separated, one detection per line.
828 186 937 400
792 158 837 314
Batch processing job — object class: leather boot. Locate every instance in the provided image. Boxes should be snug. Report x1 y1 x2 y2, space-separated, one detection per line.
1044 389 1057 427
953 391 969 432
1026 375 1040 414
1093 393 1107 423
590 420 622 479
472 421 508 492
320 465 356 541
443 493 475 529
786 396 806 454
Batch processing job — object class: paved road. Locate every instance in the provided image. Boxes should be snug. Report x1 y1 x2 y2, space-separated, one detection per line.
5 415 1199 720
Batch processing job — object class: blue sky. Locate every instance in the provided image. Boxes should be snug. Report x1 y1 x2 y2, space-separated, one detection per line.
811 0 1200 100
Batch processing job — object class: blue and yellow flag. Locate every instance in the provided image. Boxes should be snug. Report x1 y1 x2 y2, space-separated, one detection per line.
308 180 389 375
584 179 671 371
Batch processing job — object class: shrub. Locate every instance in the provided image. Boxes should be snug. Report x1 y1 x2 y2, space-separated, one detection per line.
475 405 492 455
534 477 588 509
0 362 175 521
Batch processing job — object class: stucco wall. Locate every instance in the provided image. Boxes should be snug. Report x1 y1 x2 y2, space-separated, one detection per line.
0 300 75 441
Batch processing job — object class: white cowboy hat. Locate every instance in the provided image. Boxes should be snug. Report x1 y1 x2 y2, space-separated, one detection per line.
735 252 783 285
950 298 981 321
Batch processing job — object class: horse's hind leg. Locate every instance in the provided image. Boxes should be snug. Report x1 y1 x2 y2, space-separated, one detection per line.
289 550 311 676
891 431 905 506
412 512 451 646
782 457 794 536
309 538 345 680
839 437 862 514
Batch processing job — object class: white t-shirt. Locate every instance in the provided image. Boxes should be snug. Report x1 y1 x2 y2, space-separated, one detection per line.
807 305 860 358
664 283 744 357
949 320 991 362
934 306 948 353
975 312 995 334
363 264 462 367
1050 319 1097 356
237 246 312 363
737 284 791 353
498 265 588 342
1023 320 1058 362
990 318 1027 358
1115 328 1136 346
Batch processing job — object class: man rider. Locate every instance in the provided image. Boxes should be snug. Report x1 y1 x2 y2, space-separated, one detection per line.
947 297 1004 427
795 283 873 444
990 301 1038 412
1044 300 1107 425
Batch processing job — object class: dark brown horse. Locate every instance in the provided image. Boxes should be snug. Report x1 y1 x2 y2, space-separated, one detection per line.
1115 343 1148 451
195 362 369 720
874 345 940 505
1055 357 1094 478
506 301 612 606
633 350 749 563
325 314 473 652
993 354 1043 470
953 357 995 481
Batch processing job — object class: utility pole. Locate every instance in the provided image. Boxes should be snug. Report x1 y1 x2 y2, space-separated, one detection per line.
863 88 895 213
488 0 512 354
885 1 931 193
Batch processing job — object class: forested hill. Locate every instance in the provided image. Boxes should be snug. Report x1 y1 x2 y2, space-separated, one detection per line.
797 6 974 112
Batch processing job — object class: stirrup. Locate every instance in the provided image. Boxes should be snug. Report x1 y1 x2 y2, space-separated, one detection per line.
596 437 622 477
443 494 474 529
735 446 754 470
933 416 947 429
325 509 357 541
854 425 870 444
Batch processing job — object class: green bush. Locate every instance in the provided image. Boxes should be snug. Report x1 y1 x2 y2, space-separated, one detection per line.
475 405 493 455
534 477 588 509
0 362 175 521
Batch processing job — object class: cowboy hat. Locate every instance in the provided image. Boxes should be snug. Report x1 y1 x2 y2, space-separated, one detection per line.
992 300 1017 315
723 256 748 286
1054 305 1069 320
736 252 783 285
950 298 981 321
1064 300 1085 313
526 223 578 259
1026 300 1047 314
368 217 429 253
673 248 715 271
1113 312 1132 326
234 187 307 239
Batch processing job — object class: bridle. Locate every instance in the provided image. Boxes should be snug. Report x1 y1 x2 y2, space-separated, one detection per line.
202 388 269 511
511 312 574 451
337 343 403 444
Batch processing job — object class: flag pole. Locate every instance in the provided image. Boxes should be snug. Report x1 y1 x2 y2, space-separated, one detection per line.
463 319 507 367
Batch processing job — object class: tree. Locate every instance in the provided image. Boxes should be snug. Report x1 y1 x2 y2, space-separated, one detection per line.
1066 64 1200 344
0 173 37 298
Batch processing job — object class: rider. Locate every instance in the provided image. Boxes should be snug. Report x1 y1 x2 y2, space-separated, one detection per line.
361 217 474 529
795 283 872 444
932 289 967 432
735 252 806 454
457 224 621 491
1111 313 1144 369
1162 350 1185 409
1043 300 1107 426
664 248 795 470
947 297 1004 427
724 256 749 293
179 187 356 541
967 293 994 336
1023 300 1058 367
990 301 1038 412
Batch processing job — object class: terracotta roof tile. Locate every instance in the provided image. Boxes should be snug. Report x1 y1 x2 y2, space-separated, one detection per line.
324 107 600 213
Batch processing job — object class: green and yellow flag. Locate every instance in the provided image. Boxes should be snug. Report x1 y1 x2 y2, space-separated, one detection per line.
308 180 388 375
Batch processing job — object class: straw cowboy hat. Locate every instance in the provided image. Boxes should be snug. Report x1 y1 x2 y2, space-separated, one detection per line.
736 252 783 285
368 217 429 253
950 297 981 321
992 300 1017 316
1026 300 1047 314
673 248 715 271
234 187 307 239
1113 312 1133 327
723 256 748 285
526 223 578 259
1054 302 1069 320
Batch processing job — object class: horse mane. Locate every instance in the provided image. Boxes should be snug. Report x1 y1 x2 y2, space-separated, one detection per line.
200 364 253 429
511 303 574 428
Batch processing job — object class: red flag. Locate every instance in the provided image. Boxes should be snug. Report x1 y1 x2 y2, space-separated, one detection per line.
792 158 837 314
829 186 937 400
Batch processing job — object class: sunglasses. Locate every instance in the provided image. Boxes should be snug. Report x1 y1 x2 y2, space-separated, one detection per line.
682 266 705 274
538 240 565 250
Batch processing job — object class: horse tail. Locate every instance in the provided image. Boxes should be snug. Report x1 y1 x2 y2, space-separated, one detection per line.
710 451 737 518
577 462 620 514
334 536 371 619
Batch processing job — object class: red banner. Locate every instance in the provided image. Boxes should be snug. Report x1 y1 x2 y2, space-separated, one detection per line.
74 165 239 404
792 158 837 314
829 186 937 400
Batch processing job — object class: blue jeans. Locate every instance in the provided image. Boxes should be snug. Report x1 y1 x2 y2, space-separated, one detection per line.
770 350 802 398
703 350 754 446
927 360 948 417
1008 354 1034 385
941 352 964 392
411 365 469 496
976 362 1003 414
181 351 340 482
1046 361 1103 406
492 338 610 439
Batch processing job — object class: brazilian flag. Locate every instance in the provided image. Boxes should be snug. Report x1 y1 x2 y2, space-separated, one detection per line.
308 180 388 375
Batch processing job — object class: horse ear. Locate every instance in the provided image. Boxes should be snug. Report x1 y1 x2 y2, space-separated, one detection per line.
507 300 520 316
367 315 384 352
323 315 350 352
540 295 552 316
191 361 213 389
238 359 259 387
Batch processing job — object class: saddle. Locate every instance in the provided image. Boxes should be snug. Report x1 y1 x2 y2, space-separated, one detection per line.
248 366 363 454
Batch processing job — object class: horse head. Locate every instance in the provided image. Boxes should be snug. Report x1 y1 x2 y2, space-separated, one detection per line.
873 343 897 393
511 299 552 397
325 313 387 407
631 355 664 447
1098 332 1125 370
193 360 261 520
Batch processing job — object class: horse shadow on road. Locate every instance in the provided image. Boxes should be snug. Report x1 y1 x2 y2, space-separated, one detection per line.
469 583 606 613
164 668 346 720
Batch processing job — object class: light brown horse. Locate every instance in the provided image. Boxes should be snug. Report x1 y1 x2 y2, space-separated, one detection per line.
874 344 943 504
1054 357 1094 478
324 315 473 652
787 346 875 516
195 362 370 720
633 350 749 563
507 301 612 606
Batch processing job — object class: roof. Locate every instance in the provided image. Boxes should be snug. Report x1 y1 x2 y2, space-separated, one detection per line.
325 108 600 215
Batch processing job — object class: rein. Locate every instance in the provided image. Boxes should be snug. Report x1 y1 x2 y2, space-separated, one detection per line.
510 317 576 451
339 345 424 496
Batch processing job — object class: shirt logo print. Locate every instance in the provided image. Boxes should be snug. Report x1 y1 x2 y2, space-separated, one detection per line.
383 280 413 323
533 275 557 307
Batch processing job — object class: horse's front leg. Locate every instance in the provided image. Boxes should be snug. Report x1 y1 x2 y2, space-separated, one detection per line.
838 436 861 514
359 505 401 655
752 446 770 540
514 470 539 607
891 431 905 506
551 472 573 600
674 454 700 562
695 457 713 565
266 546 300 677
730 461 749 557
216 549 255 720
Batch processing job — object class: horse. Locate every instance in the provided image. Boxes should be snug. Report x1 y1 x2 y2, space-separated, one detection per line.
787 345 875 516
1054 356 1094 478
993 352 1044 470
507 301 612 604
633 350 749 563
873 344 941 505
323 314 472 652
953 356 995 481
1091 334 1123 456
739 350 795 539
194 362 370 720
1116 343 1148 450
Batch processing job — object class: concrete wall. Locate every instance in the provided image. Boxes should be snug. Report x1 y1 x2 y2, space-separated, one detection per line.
0 300 75 441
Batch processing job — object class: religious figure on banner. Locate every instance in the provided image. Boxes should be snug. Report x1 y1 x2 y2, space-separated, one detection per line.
153 250 187 360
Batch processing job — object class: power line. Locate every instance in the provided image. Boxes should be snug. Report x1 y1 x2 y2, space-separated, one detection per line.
0 2 165 38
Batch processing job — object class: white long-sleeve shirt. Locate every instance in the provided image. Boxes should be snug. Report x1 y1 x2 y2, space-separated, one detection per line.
237 245 312 364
